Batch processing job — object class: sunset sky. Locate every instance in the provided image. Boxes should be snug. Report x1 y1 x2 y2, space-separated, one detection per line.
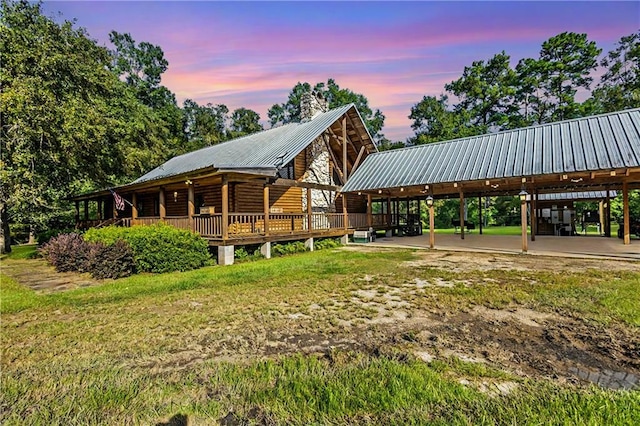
43 1 639 141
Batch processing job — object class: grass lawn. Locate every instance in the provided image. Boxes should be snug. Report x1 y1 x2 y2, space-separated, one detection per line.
2 247 639 424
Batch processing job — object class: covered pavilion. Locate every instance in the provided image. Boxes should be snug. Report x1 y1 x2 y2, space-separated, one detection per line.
343 108 640 252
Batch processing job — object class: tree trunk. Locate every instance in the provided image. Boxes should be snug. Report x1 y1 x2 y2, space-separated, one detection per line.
28 224 36 245
0 202 11 254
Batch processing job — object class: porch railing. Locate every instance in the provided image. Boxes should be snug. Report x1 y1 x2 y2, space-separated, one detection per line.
90 212 366 239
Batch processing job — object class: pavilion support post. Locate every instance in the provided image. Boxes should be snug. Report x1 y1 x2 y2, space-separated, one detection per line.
623 181 630 245
307 188 313 231
159 188 166 220
222 175 229 240
97 200 103 220
521 196 528 253
605 190 611 237
131 193 138 222
188 184 195 231
386 197 391 227
75 201 80 224
459 191 465 240
429 202 435 249
263 185 270 236
366 194 372 228
84 200 89 222
531 191 537 242
478 196 483 235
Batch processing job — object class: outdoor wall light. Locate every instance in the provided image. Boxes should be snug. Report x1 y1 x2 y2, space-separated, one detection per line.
173 191 178 202
378 189 382 194
185 179 193 185
426 195 434 207
519 189 528 202
357 192 362 196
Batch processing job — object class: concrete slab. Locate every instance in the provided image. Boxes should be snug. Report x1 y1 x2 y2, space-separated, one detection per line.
365 233 639 261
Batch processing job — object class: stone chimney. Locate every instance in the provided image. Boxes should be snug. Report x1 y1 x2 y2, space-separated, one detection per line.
300 90 328 121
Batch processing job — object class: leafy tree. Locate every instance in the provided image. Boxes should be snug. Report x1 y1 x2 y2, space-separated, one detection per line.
108 31 185 156
229 107 263 138
528 32 601 123
268 79 386 141
591 31 640 113
408 95 485 144
183 99 229 150
0 0 172 252
445 52 518 130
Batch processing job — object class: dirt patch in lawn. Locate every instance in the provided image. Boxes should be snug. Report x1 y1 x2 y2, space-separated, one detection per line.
1 258 100 292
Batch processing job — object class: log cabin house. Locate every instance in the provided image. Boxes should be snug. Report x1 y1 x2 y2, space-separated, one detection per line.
72 93 378 264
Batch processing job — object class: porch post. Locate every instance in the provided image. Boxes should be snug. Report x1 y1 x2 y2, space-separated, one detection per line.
623 181 630 245
307 188 312 231
343 193 348 230
429 201 435 249
367 194 372 228
263 184 270 236
531 191 537 242
459 191 465 240
159 188 166 220
478 196 483 235
222 175 229 240
521 195 528 253
605 190 611 237
97 200 103 220
75 201 80 223
131 193 138 220
188 183 195 231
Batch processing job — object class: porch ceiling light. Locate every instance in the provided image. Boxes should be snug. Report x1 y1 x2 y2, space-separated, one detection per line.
426 195 434 207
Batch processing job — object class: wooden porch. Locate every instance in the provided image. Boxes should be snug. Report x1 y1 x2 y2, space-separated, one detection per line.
77 212 370 246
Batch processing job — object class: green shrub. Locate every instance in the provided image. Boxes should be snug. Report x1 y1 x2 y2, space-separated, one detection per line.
314 237 342 250
87 240 135 279
271 240 307 257
40 233 92 272
84 224 210 273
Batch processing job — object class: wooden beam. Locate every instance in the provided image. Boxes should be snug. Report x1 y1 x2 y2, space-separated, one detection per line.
263 184 270 236
352 146 367 174
343 193 348 231
605 190 611 237
272 178 341 192
623 181 630 245
323 133 345 185
531 191 536 242
459 190 465 240
521 196 528 253
429 201 435 249
159 188 166 219
307 188 312 231
222 176 229 239
187 184 195 230
342 117 348 181
478 196 483 235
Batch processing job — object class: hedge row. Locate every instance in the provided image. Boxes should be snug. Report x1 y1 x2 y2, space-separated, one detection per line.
41 224 211 278
84 223 210 273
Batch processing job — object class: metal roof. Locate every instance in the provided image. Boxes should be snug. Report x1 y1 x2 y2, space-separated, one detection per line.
343 108 640 193
133 104 360 184
537 190 617 201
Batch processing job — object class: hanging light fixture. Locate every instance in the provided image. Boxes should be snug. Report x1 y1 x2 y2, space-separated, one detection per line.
426 195 434 208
